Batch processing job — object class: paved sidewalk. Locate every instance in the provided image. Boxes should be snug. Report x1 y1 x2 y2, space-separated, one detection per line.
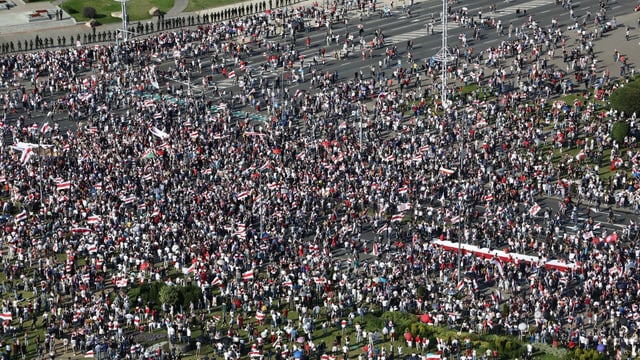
166 0 190 17
555 12 638 83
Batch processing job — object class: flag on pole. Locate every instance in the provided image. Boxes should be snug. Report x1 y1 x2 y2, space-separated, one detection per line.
242 270 254 280
141 149 156 159
529 203 541 216
439 167 454 176
15 211 27 223
20 147 34 165
57 181 72 191
87 215 101 225
237 191 251 200
450 215 462 224
372 242 379 256
182 264 196 275
0 313 12 321
376 224 389 234
149 126 170 139
390 214 404 222
71 227 92 234
41 122 51 134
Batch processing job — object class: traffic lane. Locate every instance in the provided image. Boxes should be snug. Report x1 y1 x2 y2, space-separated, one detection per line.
142 0 566 94
12 0 631 125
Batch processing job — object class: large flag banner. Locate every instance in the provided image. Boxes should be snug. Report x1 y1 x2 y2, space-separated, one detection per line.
529 203 541 216
149 126 170 139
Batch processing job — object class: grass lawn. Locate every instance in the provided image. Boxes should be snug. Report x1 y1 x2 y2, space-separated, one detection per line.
61 0 174 25
185 0 242 12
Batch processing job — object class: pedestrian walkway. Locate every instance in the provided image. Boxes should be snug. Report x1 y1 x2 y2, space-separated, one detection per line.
166 0 189 17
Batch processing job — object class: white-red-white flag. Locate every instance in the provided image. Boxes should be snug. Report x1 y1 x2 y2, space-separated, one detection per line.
20 147 34 165
439 167 454 176
87 215 101 225
529 203 541 216
242 270 254 280
15 211 27 223
41 122 51 134
57 181 71 191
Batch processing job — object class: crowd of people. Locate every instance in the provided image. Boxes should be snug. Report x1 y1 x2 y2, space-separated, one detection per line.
0 0 637 359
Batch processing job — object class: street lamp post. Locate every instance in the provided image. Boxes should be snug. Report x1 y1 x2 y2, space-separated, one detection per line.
431 0 456 108
115 0 130 42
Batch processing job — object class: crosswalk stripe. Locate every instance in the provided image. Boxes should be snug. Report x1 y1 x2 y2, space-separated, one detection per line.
498 0 556 14
385 0 556 42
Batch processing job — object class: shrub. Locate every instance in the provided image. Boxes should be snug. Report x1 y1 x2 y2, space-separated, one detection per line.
82 6 97 19
159 285 180 307
381 311 420 332
179 285 203 308
610 84 640 118
137 282 165 308
409 322 435 338
611 120 630 143
363 312 385 330
569 348 606 360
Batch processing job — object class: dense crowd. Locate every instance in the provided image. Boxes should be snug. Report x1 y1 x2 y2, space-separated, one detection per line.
0 0 637 359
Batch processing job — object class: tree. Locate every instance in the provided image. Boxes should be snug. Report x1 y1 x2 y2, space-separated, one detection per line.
611 120 630 143
159 285 180 307
610 83 640 118
179 285 203 308
82 7 97 19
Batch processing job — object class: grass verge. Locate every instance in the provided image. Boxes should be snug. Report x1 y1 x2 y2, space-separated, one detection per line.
61 0 174 25
185 0 242 12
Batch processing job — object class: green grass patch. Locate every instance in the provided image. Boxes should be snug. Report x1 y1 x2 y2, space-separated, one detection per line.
459 83 479 96
61 0 174 24
185 0 240 12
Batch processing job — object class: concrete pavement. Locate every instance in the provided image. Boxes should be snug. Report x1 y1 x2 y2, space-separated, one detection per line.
166 0 189 17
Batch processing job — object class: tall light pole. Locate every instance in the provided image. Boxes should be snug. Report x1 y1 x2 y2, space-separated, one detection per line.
115 0 130 42
431 0 456 108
